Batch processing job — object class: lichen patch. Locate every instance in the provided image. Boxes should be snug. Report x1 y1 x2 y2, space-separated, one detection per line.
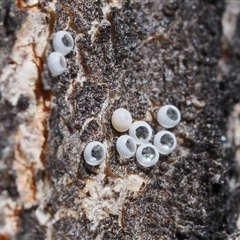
79 173 146 230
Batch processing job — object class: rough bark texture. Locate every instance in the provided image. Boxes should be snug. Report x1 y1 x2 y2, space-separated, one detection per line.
1 0 240 239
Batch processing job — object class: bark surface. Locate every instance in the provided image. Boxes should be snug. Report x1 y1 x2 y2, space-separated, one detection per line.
0 0 240 239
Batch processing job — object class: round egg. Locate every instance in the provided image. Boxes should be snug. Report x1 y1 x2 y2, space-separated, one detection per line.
153 130 177 155
111 108 132 132
84 141 106 166
136 143 159 167
47 52 66 75
52 30 74 56
129 121 152 145
157 105 181 128
116 135 136 158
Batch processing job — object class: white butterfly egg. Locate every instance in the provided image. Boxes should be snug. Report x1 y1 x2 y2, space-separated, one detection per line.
136 143 159 167
154 130 177 155
52 31 74 56
84 141 106 166
116 135 136 158
111 108 132 132
47 52 66 75
157 105 181 128
129 121 152 145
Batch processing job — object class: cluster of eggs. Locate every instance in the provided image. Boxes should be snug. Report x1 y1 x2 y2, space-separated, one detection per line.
47 31 74 75
46 32 181 168
84 105 181 167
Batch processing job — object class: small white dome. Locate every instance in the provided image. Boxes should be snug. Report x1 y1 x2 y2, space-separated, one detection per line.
129 121 152 145
157 105 181 128
116 135 136 158
84 141 106 166
136 143 159 167
111 108 132 132
47 52 66 75
154 130 177 155
52 31 74 56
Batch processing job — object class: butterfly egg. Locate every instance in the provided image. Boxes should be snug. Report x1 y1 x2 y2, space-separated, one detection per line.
129 121 152 145
47 52 66 75
52 31 74 56
153 130 177 155
136 143 159 167
116 135 136 158
111 108 132 132
157 105 181 128
84 141 106 166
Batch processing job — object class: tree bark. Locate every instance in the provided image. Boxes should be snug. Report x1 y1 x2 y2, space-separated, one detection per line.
1 0 240 239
